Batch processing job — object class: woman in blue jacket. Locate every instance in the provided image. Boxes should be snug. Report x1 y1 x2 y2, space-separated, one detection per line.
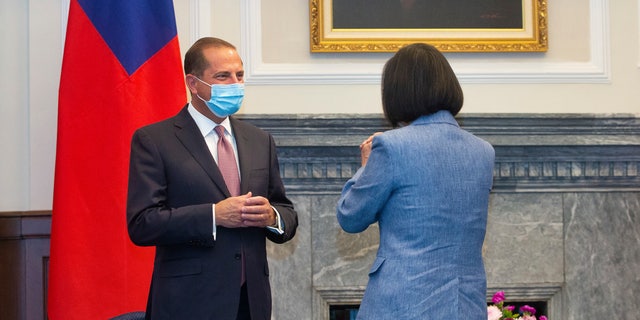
336 43 495 319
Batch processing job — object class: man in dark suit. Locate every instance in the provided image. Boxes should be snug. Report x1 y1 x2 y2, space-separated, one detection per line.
126 37 298 320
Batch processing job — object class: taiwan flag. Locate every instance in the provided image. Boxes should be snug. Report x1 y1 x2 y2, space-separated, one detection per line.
49 0 186 319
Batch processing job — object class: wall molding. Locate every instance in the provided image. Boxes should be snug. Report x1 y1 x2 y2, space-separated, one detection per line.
240 0 611 85
189 0 211 44
487 284 563 320
312 284 562 320
313 286 365 320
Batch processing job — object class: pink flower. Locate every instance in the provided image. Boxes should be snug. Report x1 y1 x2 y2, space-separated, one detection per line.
486 291 547 320
487 305 502 320
492 291 506 304
519 305 536 315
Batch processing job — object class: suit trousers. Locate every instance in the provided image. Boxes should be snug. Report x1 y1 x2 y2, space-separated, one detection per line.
236 283 251 320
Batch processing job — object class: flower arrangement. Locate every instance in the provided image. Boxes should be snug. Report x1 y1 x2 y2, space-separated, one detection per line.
487 291 548 320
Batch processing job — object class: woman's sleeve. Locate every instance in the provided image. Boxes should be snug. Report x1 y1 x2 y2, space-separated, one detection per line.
336 136 394 233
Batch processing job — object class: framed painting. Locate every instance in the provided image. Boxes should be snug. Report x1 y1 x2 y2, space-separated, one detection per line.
310 0 547 52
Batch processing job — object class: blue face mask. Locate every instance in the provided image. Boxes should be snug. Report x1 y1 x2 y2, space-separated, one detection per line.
195 77 244 118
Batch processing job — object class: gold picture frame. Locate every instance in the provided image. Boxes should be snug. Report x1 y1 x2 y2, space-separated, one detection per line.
310 0 548 53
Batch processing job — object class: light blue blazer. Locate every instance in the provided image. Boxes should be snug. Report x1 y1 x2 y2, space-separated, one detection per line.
337 110 495 320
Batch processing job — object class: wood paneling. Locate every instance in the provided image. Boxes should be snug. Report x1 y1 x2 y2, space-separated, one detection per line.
0 211 50 320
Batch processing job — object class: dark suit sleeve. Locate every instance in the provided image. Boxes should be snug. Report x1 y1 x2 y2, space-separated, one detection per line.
264 133 298 244
126 127 215 247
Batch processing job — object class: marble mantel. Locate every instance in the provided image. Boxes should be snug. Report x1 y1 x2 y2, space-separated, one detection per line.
243 113 640 193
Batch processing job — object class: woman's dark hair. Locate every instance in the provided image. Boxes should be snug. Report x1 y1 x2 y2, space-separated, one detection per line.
184 37 236 77
381 43 463 127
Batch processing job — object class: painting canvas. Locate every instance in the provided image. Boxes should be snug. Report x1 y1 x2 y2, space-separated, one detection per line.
310 0 547 52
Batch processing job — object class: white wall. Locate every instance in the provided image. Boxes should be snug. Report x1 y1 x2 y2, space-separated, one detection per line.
0 0 638 211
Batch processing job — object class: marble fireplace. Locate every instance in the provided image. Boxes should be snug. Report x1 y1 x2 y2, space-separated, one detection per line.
1 113 638 319
255 113 640 320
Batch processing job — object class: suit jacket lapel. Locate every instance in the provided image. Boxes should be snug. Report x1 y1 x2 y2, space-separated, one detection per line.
230 117 252 195
174 107 231 196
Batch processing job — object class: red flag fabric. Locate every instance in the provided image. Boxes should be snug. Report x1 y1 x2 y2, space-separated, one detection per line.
49 0 185 318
